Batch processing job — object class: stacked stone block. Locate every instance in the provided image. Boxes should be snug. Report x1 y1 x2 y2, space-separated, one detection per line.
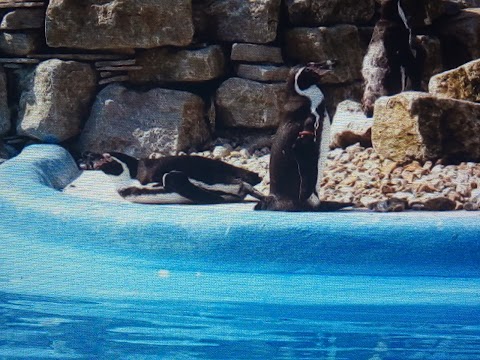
0 0 479 158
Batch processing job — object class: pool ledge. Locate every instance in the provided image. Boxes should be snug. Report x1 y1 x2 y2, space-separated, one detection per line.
1 144 479 278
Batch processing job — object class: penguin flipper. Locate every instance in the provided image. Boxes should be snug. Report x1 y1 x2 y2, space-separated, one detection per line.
163 171 227 204
314 201 354 212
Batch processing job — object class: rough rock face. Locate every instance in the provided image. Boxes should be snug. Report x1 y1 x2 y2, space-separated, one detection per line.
398 0 460 27
17 60 96 143
235 64 290 82
285 25 364 84
196 0 281 43
450 0 480 7
0 9 45 30
230 43 284 63
429 59 480 102
286 0 375 26
0 32 41 56
215 78 287 128
0 141 16 164
323 81 364 114
130 45 226 84
372 92 480 163
436 8 480 69
330 100 373 149
0 66 10 136
416 35 443 91
46 0 194 49
79 84 210 157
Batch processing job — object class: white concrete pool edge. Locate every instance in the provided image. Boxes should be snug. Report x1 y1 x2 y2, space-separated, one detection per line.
1 144 480 278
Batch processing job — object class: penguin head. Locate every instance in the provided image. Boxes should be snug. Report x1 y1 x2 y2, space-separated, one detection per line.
79 151 138 178
293 61 335 94
291 61 335 121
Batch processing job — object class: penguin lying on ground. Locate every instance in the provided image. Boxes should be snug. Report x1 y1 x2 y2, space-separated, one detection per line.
255 61 352 211
79 152 265 204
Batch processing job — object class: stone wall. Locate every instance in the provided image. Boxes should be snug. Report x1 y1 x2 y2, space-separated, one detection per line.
0 0 480 157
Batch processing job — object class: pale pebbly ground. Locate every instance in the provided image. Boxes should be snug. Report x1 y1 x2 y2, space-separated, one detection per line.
64 139 480 210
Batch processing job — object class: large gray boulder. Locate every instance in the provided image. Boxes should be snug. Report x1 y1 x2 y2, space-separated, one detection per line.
287 0 375 26
285 25 364 84
46 0 194 49
215 77 287 128
429 58 480 102
194 0 281 44
17 60 96 143
79 84 210 157
373 92 480 163
0 66 10 136
130 45 226 84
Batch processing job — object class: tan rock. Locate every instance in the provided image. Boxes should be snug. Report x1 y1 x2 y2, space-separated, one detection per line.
372 92 480 163
79 84 210 157
235 64 290 83
330 100 373 149
285 25 364 84
195 0 281 44
130 45 226 83
287 0 375 26
46 0 194 49
17 60 96 142
429 59 480 102
230 43 283 64
215 78 287 129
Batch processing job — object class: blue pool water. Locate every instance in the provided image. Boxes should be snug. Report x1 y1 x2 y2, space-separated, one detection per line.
2 292 480 359
1 145 480 359
1 226 480 359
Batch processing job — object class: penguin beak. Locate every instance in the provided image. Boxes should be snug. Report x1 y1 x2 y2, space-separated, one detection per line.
307 60 336 70
304 60 336 80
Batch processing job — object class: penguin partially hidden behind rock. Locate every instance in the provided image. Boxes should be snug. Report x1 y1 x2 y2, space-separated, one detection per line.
361 0 425 116
79 152 265 204
255 61 352 211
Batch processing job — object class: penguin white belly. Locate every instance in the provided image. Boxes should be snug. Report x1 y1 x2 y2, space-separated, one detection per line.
190 180 243 196
123 192 193 204
116 181 194 204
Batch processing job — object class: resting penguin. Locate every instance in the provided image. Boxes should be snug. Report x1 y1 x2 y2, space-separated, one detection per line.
255 61 352 212
79 152 265 204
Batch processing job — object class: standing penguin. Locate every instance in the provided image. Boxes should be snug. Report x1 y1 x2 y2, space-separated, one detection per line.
255 62 352 211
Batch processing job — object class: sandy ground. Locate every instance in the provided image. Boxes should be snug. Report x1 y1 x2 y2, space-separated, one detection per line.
63 170 125 202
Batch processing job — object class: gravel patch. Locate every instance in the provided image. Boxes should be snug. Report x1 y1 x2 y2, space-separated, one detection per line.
176 139 480 211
